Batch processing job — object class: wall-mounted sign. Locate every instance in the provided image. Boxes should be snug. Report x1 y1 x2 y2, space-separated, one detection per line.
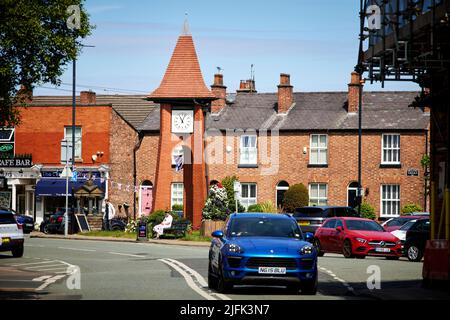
0 157 32 168
41 170 101 179
407 168 419 176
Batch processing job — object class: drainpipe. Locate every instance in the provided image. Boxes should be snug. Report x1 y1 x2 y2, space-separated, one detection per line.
133 131 144 220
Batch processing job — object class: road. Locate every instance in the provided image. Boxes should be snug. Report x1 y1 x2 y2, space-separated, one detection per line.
0 236 449 300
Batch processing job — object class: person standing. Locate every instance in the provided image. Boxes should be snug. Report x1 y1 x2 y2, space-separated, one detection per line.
103 198 116 231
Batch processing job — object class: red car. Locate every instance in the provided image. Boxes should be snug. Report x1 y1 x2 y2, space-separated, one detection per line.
314 217 402 259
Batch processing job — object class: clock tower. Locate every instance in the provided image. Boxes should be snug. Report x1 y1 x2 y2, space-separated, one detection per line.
148 21 216 228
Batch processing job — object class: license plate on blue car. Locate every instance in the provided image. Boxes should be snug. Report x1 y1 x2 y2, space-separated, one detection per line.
258 267 286 274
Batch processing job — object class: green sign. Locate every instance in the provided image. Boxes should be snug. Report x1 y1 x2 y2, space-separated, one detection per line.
0 144 13 152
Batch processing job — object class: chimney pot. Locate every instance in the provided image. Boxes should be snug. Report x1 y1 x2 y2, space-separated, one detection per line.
80 90 96 105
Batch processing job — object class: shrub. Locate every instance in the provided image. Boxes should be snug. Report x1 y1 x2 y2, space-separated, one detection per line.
172 204 183 211
259 200 278 213
282 183 309 212
356 202 377 220
247 204 262 212
221 176 245 213
202 184 230 221
401 203 424 215
125 219 138 233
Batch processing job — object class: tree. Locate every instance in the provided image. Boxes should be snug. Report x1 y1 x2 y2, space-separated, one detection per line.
0 0 93 127
220 176 245 213
202 185 230 221
282 183 309 212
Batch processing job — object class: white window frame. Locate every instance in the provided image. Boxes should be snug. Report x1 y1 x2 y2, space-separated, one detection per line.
171 183 184 208
380 184 400 217
240 183 257 210
309 183 328 206
239 135 257 165
172 145 184 165
381 133 400 165
309 134 328 165
64 126 82 160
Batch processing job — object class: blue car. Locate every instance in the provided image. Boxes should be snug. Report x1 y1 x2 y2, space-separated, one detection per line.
208 213 318 294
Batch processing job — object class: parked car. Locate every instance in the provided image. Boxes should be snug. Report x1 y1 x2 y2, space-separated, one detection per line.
0 208 25 257
293 206 359 234
390 219 420 244
404 218 430 262
110 218 126 231
0 207 34 234
403 212 430 216
314 217 403 259
40 211 66 234
382 215 427 232
208 213 318 294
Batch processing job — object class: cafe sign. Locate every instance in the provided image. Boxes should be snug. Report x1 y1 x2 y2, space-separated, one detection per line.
0 157 33 168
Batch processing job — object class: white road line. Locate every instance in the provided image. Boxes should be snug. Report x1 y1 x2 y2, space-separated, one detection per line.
32 275 53 282
165 258 231 301
24 264 64 269
57 247 96 252
108 252 144 258
32 267 68 272
159 258 217 300
318 265 355 292
9 260 56 267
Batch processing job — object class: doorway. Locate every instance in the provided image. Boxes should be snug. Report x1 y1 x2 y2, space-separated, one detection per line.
347 182 359 208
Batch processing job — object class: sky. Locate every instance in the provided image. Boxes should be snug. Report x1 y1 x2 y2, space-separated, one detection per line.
34 0 420 96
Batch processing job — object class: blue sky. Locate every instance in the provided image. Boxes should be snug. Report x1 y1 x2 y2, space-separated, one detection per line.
34 0 420 96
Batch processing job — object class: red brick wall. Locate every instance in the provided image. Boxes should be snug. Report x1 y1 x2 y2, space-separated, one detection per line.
15 106 111 165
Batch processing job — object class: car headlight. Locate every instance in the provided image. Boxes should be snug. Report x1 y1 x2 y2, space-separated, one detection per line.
355 237 367 244
226 243 243 253
300 245 314 255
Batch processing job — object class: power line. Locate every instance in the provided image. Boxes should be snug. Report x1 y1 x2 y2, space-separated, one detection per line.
59 82 148 94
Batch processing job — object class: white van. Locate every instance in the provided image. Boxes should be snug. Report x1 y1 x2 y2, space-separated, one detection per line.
0 209 24 257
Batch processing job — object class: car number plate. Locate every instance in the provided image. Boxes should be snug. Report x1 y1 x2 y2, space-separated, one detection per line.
26 223 33 227
375 248 390 253
258 267 286 274
298 221 310 226
1 238 10 245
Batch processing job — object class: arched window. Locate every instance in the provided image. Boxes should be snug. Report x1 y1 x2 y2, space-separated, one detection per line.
209 180 219 186
276 181 289 209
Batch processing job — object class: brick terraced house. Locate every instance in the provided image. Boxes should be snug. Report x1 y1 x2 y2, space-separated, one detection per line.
0 27 430 228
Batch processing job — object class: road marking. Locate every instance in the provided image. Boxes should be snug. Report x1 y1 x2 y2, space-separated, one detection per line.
35 260 79 292
108 252 145 258
32 275 53 282
319 266 354 293
32 267 69 272
165 258 231 301
57 247 96 252
25 264 65 269
159 258 217 301
9 261 55 267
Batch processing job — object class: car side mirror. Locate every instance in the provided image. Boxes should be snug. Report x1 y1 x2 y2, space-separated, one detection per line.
336 226 343 232
211 230 224 238
305 232 314 242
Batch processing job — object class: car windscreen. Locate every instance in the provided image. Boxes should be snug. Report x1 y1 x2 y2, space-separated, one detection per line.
399 220 417 231
0 213 17 225
229 217 302 238
387 217 412 227
293 207 325 218
345 220 384 232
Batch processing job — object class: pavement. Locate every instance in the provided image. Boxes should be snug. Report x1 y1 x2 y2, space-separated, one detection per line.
30 231 210 247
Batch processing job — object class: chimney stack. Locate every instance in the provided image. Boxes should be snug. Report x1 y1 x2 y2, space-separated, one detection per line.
211 74 227 113
236 79 256 93
277 73 293 113
347 72 363 113
16 85 33 104
80 90 96 105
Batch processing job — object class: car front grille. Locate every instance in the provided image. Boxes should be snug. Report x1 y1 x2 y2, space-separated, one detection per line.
227 257 242 268
246 258 297 270
368 241 396 248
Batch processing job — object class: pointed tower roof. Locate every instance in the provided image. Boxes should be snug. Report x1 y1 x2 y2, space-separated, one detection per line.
148 21 215 101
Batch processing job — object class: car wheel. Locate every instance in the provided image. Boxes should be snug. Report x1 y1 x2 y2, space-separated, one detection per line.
343 239 354 258
12 245 24 258
314 239 325 257
208 262 218 290
43 224 50 234
407 244 423 262
111 225 122 231
300 274 318 295
216 259 233 293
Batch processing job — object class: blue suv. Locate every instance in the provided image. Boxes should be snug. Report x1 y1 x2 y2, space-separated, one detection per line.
208 213 318 294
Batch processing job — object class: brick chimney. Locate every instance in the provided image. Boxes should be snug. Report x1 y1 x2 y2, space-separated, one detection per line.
277 73 293 113
211 74 227 113
236 79 256 93
80 90 96 105
347 72 363 113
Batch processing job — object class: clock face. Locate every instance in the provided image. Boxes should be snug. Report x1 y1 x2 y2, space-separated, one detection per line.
172 110 194 133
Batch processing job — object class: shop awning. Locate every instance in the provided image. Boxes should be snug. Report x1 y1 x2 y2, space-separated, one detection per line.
35 179 105 197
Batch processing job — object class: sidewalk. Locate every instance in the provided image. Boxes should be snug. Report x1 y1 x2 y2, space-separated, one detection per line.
29 232 210 247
